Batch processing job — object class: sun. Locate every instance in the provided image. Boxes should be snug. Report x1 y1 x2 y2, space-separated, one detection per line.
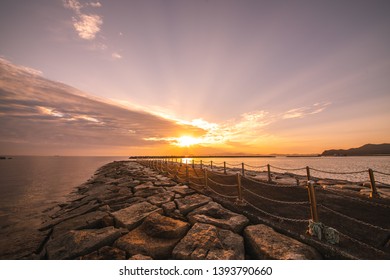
176 136 201 147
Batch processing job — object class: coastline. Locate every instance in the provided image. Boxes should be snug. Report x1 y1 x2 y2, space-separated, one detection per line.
1 160 389 260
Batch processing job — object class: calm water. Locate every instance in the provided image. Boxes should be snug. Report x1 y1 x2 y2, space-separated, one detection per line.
0 156 127 233
0 156 389 235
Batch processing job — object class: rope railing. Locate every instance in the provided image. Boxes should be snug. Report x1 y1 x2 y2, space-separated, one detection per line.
244 163 268 169
140 159 390 256
242 175 299 188
242 187 309 205
373 170 390 176
206 185 239 199
225 162 242 167
207 177 238 188
243 199 309 223
269 165 307 171
320 204 390 232
310 167 367 175
321 187 390 209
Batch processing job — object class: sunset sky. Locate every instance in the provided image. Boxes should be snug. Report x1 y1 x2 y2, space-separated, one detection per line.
1 0 389 156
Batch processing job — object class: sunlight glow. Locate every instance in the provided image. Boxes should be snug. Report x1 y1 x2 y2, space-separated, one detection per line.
176 136 201 147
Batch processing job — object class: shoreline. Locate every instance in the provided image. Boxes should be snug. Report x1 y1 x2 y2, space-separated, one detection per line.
1 160 389 260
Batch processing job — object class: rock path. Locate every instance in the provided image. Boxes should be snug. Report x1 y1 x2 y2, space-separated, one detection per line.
30 161 322 260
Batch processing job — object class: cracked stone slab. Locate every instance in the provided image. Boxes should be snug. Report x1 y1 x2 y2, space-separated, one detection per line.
114 213 189 259
172 222 244 260
147 191 175 206
111 201 162 230
244 224 322 260
51 211 110 238
45 226 122 259
166 185 196 196
187 201 249 233
174 194 212 215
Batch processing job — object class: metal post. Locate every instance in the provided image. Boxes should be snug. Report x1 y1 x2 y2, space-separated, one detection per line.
211 161 213 170
237 173 243 201
267 164 272 183
200 160 203 170
306 166 311 181
192 160 195 169
307 181 319 222
180 158 182 166
368 169 379 198
242 162 245 176
224 162 226 174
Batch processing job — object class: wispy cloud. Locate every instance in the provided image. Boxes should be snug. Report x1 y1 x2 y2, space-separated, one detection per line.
88 2 102 8
72 14 103 40
111 52 122 60
144 104 330 149
63 0 102 40
282 102 331 119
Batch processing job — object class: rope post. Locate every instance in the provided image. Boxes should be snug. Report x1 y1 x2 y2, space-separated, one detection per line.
185 163 189 184
237 173 243 201
242 163 245 176
192 160 195 169
200 160 203 170
307 181 319 223
368 169 379 198
211 161 213 170
306 166 311 181
267 164 272 183
224 162 226 174
204 169 208 189
180 158 182 166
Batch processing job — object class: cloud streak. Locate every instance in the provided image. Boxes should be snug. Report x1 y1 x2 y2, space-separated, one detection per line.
63 0 102 40
0 59 204 155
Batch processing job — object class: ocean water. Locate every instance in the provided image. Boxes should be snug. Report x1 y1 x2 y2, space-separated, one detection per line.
0 155 389 239
0 156 127 233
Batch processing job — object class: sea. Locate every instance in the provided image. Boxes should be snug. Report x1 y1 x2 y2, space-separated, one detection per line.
0 155 389 244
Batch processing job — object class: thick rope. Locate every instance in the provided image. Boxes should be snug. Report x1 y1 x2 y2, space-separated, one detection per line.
270 165 307 171
207 177 238 188
243 199 309 223
242 187 309 205
320 205 390 232
310 168 366 175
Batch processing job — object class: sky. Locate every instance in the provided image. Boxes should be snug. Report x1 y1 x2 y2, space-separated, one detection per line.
0 0 389 156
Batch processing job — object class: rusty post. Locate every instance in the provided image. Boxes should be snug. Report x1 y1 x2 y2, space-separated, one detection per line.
242 163 245 176
306 166 311 181
237 173 243 201
267 164 272 183
307 181 319 222
368 169 379 198
224 161 226 174
204 169 208 189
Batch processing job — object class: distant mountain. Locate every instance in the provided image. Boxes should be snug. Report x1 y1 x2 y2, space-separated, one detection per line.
321 143 390 156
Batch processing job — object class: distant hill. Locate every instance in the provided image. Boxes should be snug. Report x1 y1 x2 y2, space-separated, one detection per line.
321 143 390 156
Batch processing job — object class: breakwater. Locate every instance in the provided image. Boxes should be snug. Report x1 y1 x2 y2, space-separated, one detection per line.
1 160 389 260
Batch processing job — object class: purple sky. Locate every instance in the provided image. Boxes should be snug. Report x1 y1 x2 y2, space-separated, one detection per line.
0 0 389 155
